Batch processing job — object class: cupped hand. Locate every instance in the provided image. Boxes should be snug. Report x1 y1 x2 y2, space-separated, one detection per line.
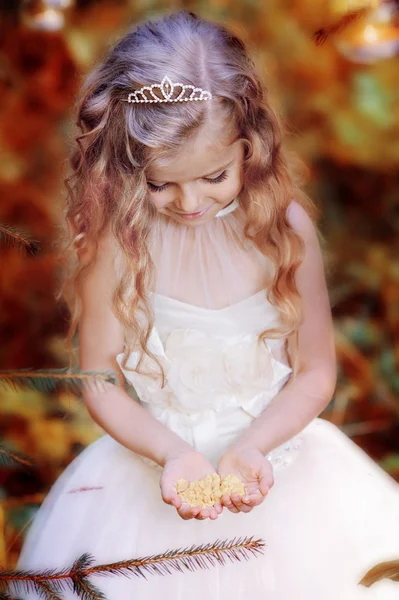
160 448 223 521
217 446 274 514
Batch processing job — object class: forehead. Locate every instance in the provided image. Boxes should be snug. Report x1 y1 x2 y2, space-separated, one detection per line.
146 128 242 181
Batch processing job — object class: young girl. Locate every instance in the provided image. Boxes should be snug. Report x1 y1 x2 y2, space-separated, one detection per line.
15 9 399 599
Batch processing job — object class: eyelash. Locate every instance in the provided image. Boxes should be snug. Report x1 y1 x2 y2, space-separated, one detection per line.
147 170 229 193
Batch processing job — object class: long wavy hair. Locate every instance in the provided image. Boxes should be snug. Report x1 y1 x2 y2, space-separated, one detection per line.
57 9 321 386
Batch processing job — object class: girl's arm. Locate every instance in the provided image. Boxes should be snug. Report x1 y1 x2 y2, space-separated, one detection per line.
228 200 337 456
78 227 193 468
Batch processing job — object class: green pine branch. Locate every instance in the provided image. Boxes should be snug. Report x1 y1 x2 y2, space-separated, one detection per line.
0 368 117 395
2 537 265 600
0 224 40 256
0 444 35 470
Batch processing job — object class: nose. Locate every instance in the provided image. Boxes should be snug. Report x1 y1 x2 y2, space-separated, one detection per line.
174 185 203 214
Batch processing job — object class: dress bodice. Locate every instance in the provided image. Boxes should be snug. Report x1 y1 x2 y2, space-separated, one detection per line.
117 288 292 412
115 291 301 468
115 197 303 467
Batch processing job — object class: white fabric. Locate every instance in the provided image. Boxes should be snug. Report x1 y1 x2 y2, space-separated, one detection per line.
15 197 399 599
147 195 274 310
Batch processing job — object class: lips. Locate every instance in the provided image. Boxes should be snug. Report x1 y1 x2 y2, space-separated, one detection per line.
174 205 211 219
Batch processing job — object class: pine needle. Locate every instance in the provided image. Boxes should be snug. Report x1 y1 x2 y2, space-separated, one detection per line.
0 224 40 256
0 591 24 600
1 536 265 600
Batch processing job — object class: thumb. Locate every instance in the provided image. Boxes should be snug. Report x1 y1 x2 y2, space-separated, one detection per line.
160 478 181 508
259 463 274 496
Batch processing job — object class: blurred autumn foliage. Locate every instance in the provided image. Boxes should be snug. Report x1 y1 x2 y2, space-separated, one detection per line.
0 0 398 570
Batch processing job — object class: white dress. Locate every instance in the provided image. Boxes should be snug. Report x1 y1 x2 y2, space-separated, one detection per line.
15 198 399 599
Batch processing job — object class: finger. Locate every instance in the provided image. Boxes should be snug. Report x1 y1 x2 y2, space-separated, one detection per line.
203 506 218 519
179 508 201 520
209 506 219 520
259 477 272 496
231 494 253 513
178 503 199 520
221 494 232 507
177 507 192 520
241 494 257 507
237 504 253 513
173 496 183 509
222 494 240 514
260 465 274 496
227 504 240 514
246 494 265 508
195 507 211 520
244 490 264 507
161 485 181 508
231 493 243 507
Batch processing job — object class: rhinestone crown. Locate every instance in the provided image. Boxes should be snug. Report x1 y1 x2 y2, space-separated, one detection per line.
122 75 212 104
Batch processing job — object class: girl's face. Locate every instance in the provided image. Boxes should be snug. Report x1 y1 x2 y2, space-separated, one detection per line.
145 127 245 226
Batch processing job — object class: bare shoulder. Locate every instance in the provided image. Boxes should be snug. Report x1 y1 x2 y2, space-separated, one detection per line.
285 199 324 274
80 223 122 315
286 200 317 240
95 222 119 261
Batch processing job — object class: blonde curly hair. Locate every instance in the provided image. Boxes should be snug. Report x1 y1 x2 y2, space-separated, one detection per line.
57 9 319 385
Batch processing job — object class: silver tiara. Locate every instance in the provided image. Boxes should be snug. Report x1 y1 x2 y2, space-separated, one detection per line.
122 75 212 104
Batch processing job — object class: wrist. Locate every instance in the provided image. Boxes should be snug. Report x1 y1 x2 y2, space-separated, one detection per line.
158 438 196 467
224 441 261 460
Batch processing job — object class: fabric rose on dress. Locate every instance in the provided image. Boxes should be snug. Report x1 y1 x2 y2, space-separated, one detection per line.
117 326 292 417
222 334 275 398
164 329 282 413
115 331 173 408
165 329 234 411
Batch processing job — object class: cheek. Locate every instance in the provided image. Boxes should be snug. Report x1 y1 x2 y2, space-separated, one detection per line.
148 193 170 211
226 175 243 200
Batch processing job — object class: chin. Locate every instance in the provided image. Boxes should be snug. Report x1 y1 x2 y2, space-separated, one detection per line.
164 203 221 225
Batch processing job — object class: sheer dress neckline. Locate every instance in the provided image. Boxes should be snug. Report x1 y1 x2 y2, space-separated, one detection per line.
146 193 274 311
151 287 268 313
215 196 240 218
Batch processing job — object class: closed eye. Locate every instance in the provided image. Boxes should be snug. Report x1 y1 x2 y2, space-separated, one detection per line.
147 170 229 193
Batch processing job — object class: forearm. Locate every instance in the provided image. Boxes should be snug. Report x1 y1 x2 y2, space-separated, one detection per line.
230 367 337 456
83 382 192 467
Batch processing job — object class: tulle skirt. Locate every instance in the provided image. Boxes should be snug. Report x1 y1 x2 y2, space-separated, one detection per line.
14 415 399 599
